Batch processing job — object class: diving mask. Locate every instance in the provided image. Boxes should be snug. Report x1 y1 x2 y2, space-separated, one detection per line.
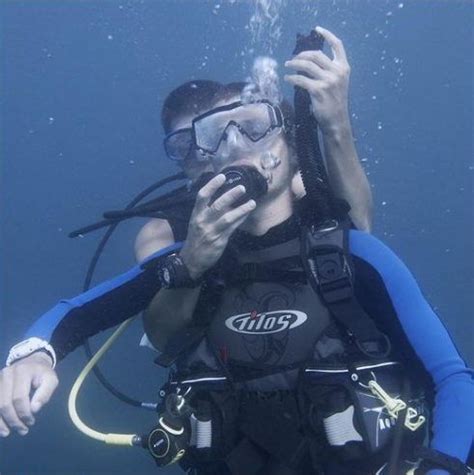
164 100 284 162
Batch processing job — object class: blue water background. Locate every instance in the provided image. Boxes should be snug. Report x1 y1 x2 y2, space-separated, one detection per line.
1 1 472 473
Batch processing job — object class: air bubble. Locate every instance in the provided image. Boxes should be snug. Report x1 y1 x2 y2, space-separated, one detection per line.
260 152 281 170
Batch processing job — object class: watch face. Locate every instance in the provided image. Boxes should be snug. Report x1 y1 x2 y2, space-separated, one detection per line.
160 267 172 287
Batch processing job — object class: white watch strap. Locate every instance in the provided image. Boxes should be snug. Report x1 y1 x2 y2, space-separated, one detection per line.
6 337 57 369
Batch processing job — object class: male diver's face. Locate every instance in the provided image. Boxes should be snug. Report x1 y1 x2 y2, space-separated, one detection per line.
170 96 294 196
209 96 293 200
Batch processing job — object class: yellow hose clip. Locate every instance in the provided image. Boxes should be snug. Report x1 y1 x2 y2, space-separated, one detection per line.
367 380 426 432
367 380 407 417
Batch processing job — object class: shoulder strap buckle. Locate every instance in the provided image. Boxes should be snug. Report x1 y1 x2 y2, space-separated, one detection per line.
312 248 353 304
302 224 392 359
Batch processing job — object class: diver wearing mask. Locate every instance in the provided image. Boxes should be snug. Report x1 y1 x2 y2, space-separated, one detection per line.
143 82 473 475
2 27 472 475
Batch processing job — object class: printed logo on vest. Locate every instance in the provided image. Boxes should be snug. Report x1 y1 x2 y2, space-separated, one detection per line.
225 310 307 335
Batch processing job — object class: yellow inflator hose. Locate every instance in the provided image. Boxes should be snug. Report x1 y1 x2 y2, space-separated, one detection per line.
67 317 140 446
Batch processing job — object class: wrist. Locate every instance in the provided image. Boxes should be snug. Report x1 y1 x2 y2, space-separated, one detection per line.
319 110 352 138
28 350 55 368
178 249 205 281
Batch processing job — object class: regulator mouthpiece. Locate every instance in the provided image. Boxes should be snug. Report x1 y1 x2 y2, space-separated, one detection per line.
210 165 268 208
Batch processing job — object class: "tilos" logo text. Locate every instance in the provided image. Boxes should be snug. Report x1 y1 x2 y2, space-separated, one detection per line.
225 310 307 335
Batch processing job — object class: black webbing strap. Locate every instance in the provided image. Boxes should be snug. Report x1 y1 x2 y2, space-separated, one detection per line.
416 446 472 475
154 324 207 368
238 394 309 471
226 262 307 285
303 224 390 358
225 438 266 475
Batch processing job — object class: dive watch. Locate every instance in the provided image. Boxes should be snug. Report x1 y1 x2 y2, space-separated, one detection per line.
6 337 57 368
157 253 201 289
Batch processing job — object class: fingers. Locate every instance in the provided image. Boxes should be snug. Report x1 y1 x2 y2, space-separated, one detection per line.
0 415 10 437
315 26 348 64
288 50 333 71
11 375 35 427
284 74 325 96
0 368 29 435
194 174 226 212
217 199 257 237
285 57 330 81
208 184 247 215
30 371 58 414
285 27 350 97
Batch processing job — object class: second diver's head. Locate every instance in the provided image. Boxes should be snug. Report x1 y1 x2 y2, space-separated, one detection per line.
161 79 298 201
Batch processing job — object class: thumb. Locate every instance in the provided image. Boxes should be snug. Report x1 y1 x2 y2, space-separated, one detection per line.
30 371 58 414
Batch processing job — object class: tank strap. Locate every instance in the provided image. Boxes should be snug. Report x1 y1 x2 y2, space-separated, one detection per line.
302 221 391 359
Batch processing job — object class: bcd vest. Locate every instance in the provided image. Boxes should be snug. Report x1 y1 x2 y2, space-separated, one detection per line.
168 222 387 381
206 236 333 371
157 223 429 472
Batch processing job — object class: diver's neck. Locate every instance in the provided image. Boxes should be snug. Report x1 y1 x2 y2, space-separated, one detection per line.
239 190 294 236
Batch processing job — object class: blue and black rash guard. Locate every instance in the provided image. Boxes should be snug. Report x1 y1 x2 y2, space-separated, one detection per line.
23 229 473 465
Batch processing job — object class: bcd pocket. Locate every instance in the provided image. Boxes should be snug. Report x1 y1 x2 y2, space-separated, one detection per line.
303 361 428 461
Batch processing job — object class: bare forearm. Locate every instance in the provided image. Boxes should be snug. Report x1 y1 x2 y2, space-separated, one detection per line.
143 286 202 352
322 120 373 232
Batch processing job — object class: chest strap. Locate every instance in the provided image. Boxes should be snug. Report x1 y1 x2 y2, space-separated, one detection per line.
225 257 307 285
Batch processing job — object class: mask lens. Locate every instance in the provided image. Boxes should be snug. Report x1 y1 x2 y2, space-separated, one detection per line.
193 117 227 156
164 130 194 161
237 103 276 139
194 102 279 155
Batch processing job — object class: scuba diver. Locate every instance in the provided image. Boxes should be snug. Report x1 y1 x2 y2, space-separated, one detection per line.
1 26 472 475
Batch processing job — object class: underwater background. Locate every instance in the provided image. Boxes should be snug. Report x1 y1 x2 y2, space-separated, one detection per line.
1 1 472 473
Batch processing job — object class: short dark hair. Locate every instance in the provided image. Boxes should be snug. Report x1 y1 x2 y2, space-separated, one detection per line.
162 80 254 135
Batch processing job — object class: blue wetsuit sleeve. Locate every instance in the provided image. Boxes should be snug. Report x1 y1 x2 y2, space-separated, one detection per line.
23 243 183 362
349 230 474 468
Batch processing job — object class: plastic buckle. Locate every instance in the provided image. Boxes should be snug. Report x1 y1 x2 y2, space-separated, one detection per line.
367 380 426 432
315 251 345 282
310 219 339 237
404 407 426 431
312 249 353 303
367 380 407 418
355 333 392 359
